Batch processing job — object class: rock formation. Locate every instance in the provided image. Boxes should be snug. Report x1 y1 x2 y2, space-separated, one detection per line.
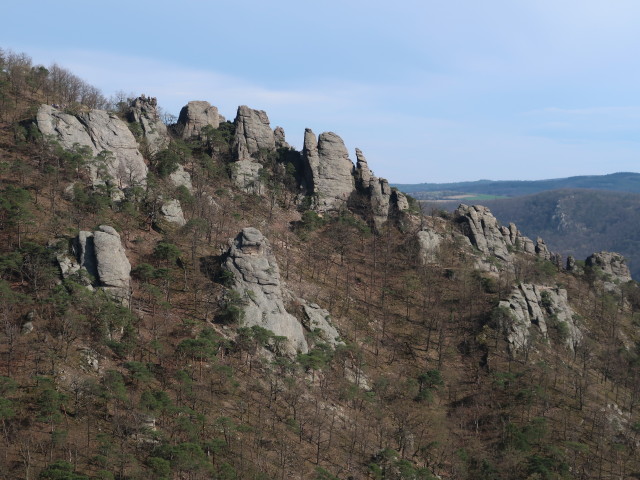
585 251 632 289
58 226 131 303
168 164 193 192
370 177 392 231
354 148 372 190
297 299 344 348
417 229 442 264
127 96 169 154
455 204 549 264
393 190 410 213
274 126 290 149
223 228 308 355
36 104 148 191
230 161 263 194
160 199 187 226
302 129 355 212
498 284 581 353
176 101 220 139
353 148 409 229
233 105 276 161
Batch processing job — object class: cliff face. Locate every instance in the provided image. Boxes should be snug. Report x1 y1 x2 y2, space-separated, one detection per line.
36 104 148 192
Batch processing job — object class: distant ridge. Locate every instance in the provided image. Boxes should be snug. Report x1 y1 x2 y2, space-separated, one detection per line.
394 171 640 198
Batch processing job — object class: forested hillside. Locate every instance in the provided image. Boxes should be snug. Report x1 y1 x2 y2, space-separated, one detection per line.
482 189 640 280
395 172 640 198
2 48 640 480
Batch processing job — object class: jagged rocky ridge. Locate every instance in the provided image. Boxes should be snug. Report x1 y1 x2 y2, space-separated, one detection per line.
498 284 582 353
37 97 635 361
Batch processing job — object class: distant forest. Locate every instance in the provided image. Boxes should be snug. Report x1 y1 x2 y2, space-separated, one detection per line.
395 171 640 198
482 189 640 279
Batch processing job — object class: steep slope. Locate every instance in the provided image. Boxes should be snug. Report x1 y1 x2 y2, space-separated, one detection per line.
1 51 640 480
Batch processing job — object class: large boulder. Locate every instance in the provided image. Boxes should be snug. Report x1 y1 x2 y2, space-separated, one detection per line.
176 101 220 139
36 105 148 191
498 284 581 354
302 129 355 212
160 199 187 226
223 228 308 356
127 96 169 155
417 229 442 264
298 299 344 348
233 105 276 161
58 226 132 303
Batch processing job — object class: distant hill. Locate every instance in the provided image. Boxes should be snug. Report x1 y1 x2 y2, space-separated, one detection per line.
481 189 640 278
395 171 640 198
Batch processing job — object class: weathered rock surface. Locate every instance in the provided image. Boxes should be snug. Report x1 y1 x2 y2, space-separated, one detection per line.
233 106 276 161
353 148 409 229
370 177 392 231
168 164 193 192
566 255 581 274
223 228 308 355
274 126 290 149
160 199 187 226
455 204 550 265
127 96 169 154
354 148 372 190
417 229 442 264
298 299 343 348
498 284 581 353
176 101 220 139
393 191 410 213
58 226 132 302
302 129 355 212
36 104 148 190
586 252 632 284
230 160 263 193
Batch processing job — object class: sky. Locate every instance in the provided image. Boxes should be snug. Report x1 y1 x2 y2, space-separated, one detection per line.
3 0 640 183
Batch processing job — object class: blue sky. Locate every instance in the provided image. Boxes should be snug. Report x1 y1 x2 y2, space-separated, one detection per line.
3 0 640 183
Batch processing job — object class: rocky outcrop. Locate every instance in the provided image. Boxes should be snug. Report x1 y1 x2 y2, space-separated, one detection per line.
370 177 392 231
354 148 373 190
127 96 169 154
36 104 148 191
274 126 290 149
223 228 308 355
168 164 193 192
58 226 131 303
498 284 581 353
160 199 187 226
302 130 355 212
455 204 550 264
393 191 410 213
176 101 220 139
417 229 442 264
233 106 276 161
298 299 343 348
586 252 632 283
230 161 263 193
353 148 409 229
